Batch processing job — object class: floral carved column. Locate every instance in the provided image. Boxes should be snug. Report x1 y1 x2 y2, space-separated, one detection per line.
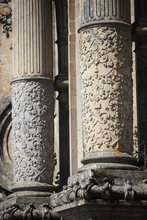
12 0 54 195
79 0 137 170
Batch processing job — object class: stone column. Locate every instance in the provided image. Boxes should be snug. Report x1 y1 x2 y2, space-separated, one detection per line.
12 0 54 195
79 0 137 170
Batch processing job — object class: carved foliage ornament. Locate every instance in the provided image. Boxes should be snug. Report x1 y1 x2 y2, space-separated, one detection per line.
0 203 61 220
79 25 133 154
0 0 12 38
12 79 54 184
50 170 147 208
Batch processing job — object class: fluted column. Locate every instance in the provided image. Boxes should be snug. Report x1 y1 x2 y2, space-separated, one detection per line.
12 0 54 195
79 0 137 170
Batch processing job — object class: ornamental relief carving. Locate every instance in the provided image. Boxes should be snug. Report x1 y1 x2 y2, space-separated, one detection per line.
79 25 133 154
0 0 12 38
12 80 54 184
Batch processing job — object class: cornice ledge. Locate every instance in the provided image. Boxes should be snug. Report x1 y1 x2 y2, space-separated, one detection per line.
0 203 61 220
50 169 147 208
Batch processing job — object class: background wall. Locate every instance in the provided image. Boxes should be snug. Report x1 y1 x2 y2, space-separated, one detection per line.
0 0 13 189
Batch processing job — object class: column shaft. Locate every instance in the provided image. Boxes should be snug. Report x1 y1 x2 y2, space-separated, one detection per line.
13 0 52 78
12 0 54 193
79 0 137 169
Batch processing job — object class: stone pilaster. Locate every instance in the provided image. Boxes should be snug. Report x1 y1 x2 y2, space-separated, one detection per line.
133 0 147 167
12 0 54 194
79 0 137 170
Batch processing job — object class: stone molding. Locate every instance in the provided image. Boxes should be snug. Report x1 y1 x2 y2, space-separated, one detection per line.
0 203 61 220
50 169 147 208
80 0 131 30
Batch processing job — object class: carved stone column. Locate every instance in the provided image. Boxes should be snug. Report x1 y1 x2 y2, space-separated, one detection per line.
79 0 137 170
12 0 54 195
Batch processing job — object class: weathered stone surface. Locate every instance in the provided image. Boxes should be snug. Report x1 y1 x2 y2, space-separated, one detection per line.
13 0 52 78
53 201 147 220
12 78 54 188
50 169 147 220
0 197 61 219
79 25 132 155
50 169 147 208
0 0 12 100
80 0 131 27
68 0 81 174
78 0 136 168
0 0 13 190
11 0 54 193
0 1 147 220
0 96 13 189
48 1 145 219
0 0 12 38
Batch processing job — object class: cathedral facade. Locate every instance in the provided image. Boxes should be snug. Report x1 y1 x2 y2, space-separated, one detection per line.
0 0 147 219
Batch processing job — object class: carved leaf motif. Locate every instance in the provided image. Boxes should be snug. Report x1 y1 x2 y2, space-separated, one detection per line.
79 26 133 153
0 0 12 38
12 80 54 183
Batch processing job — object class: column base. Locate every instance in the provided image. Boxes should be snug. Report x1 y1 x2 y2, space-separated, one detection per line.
10 181 55 198
50 169 147 220
80 151 138 172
